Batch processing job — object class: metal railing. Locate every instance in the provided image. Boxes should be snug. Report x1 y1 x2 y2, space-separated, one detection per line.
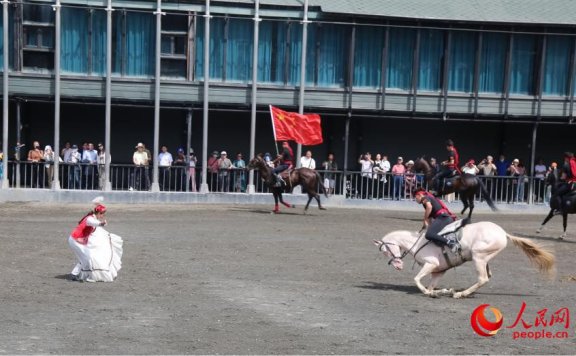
2 160 551 205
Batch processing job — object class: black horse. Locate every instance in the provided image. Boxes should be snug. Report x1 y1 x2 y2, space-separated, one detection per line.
248 155 327 214
537 173 575 239
414 158 497 219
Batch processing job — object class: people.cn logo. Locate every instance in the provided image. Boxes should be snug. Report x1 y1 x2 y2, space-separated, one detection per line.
470 304 504 337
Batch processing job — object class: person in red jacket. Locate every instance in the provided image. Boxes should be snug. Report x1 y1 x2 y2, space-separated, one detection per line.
432 139 460 194
68 200 123 282
272 141 294 187
552 152 576 214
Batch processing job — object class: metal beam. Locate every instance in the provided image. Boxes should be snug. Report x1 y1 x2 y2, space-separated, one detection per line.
150 0 164 192
104 0 113 191
296 0 309 168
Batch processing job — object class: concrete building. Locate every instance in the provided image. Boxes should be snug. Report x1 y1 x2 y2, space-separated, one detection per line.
1 0 575 192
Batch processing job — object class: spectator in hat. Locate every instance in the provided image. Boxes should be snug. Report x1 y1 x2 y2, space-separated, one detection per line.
131 142 150 191
461 159 479 176
217 151 233 192
232 152 247 192
507 158 525 202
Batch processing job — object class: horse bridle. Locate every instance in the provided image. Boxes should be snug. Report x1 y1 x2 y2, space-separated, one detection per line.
379 231 425 265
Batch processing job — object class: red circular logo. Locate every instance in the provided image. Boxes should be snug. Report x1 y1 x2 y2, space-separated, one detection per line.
470 304 504 337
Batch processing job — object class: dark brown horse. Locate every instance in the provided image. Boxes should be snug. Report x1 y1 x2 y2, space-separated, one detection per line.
414 158 497 219
248 155 327 214
537 172 575 239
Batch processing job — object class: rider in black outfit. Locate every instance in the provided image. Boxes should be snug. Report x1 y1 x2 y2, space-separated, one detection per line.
415 188 461 253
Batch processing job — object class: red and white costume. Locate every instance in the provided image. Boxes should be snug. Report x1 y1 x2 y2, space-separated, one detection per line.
68 212 123 282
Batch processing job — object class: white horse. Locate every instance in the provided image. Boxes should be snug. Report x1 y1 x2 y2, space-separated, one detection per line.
373 221 555 298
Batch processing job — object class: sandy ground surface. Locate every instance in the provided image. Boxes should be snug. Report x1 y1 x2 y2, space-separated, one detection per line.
0 202 575 355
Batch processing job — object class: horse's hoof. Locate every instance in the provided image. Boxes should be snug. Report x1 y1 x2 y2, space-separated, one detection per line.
536 228 542 234
319 207 327 210
559 234 566 240
272 210 279 214
453 292 465 299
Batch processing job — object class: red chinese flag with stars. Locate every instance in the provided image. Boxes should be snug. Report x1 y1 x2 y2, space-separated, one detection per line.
269 105 323 146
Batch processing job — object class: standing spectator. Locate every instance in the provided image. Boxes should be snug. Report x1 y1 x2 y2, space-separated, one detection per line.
61 142 72 187
495 154 510 176
172 148 186 191
67 145 82 189
43 145 56 188
27 141 44 188
300 150 316 169
232 152 246 192
158 145 173 191
478 155 497 200
404 160 417 198
461 159 479 175
544 162 559 205
508 158 525 202
217 151 233 192
391 157 406 200
264 152 275 168
322 153 338 195
97 143 110 191
131 143 150 191
372 154 387 199
533 158 547 203
0 145 3 181
358 152 374 199
188 148 197 192
82 143 98 189
208 150 220 191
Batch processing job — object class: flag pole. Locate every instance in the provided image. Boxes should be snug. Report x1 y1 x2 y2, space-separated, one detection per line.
269 105 280 157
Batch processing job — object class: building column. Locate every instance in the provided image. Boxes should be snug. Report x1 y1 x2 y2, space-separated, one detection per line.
1 0 9 189
150 0 164 193
51 0 61 190
199 0 211 193
103 0 113 191
247 0 260 195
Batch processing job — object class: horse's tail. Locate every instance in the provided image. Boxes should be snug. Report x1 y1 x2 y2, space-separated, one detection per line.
315 171 329 198
506 234 556 278
477 177 497 212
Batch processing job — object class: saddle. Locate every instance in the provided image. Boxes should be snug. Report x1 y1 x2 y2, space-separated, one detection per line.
438 218 470 267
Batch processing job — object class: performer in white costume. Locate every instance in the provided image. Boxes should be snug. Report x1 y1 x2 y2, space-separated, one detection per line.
68 198 123 282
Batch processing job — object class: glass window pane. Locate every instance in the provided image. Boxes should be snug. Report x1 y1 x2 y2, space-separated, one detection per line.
257 20 287 84
353 25 383 89
543 36 571 96
24 4 54 23
449 31 476 93
162 14 187 32
510 34 537 95
226 18 253 82
479 32 507 94
174 36 186 55
418 29 444 91
161 58 186 78
387 28 415 90
161 36 172 54
316 24 347 87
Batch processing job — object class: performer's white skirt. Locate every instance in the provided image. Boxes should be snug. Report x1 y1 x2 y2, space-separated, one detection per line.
68 228 123 282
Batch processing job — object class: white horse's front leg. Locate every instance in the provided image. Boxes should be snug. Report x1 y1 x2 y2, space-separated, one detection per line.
414 263 439 297
453 256 490 299
427 271 453 297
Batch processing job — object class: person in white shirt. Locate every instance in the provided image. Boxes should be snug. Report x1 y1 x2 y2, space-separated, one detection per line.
461 159 479 175
158 146 173 191
300 150 316 169
131 143 150 191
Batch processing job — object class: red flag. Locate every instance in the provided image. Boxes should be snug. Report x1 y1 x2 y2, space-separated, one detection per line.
269 105 323 146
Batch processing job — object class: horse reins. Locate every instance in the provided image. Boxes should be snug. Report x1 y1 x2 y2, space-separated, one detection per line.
379 231 426 265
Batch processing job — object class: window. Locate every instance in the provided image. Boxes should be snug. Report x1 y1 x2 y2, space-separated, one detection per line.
418 29 444 92
353 25 384 89
161 14 188 79
22 3 54 72
543 36 572 96
448 31 476 93
113 10 155 77
510 34 537 95
258 20 288 84
387 28 415 90
479 32 507 94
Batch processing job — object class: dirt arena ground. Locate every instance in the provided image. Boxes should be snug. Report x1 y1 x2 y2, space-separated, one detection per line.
0 202 575 355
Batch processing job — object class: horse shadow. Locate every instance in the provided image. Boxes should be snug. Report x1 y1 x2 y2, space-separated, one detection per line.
227 207 307 216
356 281 420 294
